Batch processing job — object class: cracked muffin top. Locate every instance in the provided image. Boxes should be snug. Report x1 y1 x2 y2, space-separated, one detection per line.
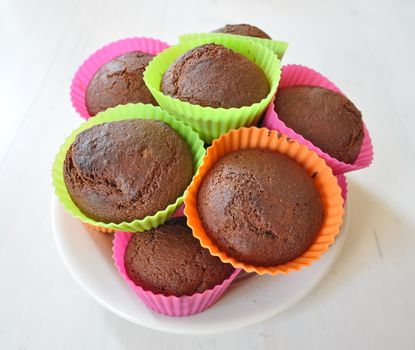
124 218 234 296
275 86 364 164
63 119 193 223
86 51 157 117
197 148 324 267
161 44 269 109
212 23 271 39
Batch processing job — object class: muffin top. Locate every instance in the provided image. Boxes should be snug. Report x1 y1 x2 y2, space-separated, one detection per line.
197 148 324 267
86 51 157 116
161 44 269 109
63 119 193 223
275 86 364 164
212 24 271 39
124 218 234 296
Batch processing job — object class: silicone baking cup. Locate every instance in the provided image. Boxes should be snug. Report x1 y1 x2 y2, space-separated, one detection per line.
179 32 288 59
82 223 115 234
143 34 281 143
52 103 205 233
83 202 186 233
336 174 348 205
184 127 345 275
113 231 240 317
262 64 374 174
70 37 169 120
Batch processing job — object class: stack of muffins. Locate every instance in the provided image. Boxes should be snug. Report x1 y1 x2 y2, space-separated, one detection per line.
53 24 373 317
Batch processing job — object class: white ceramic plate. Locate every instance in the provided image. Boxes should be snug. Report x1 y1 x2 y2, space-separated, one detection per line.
52 196 349 335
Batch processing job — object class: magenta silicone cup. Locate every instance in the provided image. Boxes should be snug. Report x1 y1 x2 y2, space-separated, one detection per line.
336 174 348 205
171 204 185 218
70 37 169 119
112 231 240 317
262 64 374 174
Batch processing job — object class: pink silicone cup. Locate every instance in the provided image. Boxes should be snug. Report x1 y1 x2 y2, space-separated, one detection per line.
171 204 184 218
112 231 240 317
262 64 374 174
70 37 170 119
336 174 348 206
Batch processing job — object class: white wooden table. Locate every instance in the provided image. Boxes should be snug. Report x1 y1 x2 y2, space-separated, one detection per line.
1 0 414 348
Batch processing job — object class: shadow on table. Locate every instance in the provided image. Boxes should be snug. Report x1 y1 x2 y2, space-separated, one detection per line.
303 177 408 300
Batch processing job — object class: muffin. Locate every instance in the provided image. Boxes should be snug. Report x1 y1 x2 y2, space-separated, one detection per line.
86 51 157 116
275 86 364 164
212 24 271 39
124 218 235 296
197 148 324 267
161 43 269 108
63 119 193 223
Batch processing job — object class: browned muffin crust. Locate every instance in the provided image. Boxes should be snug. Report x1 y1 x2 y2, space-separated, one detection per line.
275 86 364 164
124 218 234 296
212 23 271 39
86 51 157 116
197 148 324 267
63 119 193 223
161 44 269 108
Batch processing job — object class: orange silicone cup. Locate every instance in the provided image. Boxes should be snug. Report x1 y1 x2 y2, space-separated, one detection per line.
82 222 114 233
184 127 345 275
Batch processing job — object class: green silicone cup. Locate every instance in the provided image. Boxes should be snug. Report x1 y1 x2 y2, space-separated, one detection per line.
52 103 205 232
179 32 289 59
143 34 282 143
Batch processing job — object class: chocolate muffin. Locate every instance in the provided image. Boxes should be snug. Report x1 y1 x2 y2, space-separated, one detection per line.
197 148 324 267
275 86 364 164
161 44 269 108
124 218 234 296
212 24 271 39
63 119 193 223
86 51 157 116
